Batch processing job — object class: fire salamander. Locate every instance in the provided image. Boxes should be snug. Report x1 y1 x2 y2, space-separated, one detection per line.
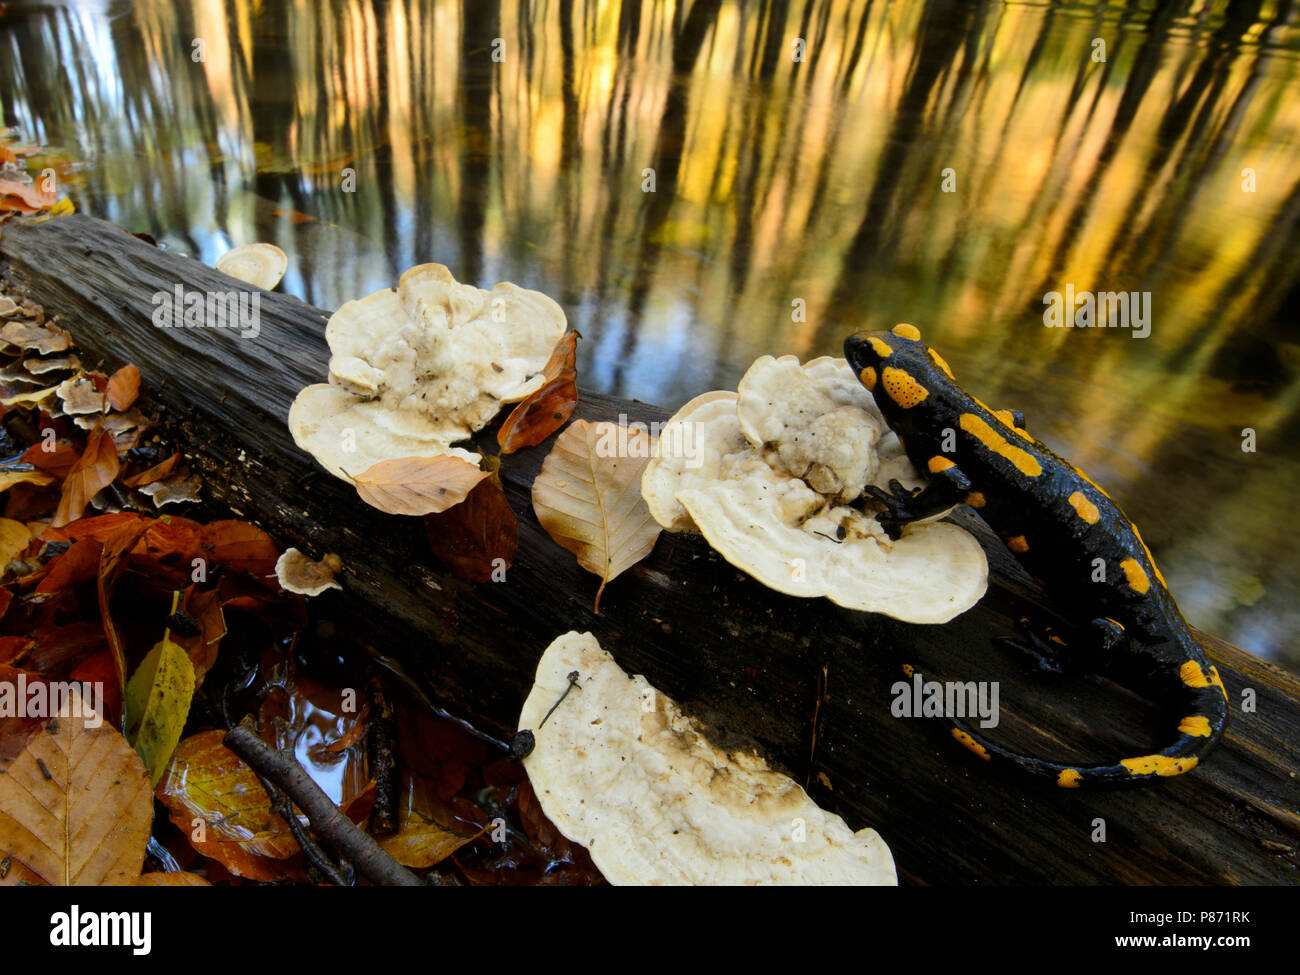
844 323 1228 787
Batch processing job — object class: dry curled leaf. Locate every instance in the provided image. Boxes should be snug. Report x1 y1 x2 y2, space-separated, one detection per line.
0 686 153 885
353 456 489 516
106 364 141 411
497 331 578 453
530 419 662 612
52 426 119 527
122 449 180 488
423 476 518 583
22 440 79 478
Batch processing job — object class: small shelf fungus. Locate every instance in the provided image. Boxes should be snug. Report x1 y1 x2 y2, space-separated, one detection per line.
289 264 567 480
519 632 897 886
214 243 288 291
641 355 987 623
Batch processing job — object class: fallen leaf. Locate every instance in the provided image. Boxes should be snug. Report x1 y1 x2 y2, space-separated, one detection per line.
106 364 141 411
97 518 152 698
423 476 518 583
124 633 197 786
0 177 57 212
202 520 278 576
156 730 302 880
353 456 489 516
497 331 579 453
170 585 226 686
133 871 211 886
122 450 180 488
0 469 54 493
377 771 483 868
0 685 153 885
52 426 119 528
0 517 32 565
34 536 102 593
530 419 662 612
22 440 79 478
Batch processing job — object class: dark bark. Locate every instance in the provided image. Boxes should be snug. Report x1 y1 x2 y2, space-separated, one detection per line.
2 213 1297 885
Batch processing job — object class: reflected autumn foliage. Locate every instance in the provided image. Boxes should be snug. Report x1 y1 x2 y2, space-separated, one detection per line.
2 0 1299 664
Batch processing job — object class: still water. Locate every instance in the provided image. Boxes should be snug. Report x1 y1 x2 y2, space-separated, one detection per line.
2 0 1298 669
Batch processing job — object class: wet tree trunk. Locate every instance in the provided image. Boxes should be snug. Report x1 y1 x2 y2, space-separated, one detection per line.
2 214 1296 885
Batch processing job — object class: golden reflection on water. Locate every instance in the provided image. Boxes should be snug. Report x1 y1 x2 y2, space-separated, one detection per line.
2 0 1299 667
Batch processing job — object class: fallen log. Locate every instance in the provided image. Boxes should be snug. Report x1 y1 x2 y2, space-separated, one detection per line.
2 213 1296 885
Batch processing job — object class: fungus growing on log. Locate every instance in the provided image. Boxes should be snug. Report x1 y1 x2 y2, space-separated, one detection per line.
519 631 897 886
641 355 987 624
289 264 566 481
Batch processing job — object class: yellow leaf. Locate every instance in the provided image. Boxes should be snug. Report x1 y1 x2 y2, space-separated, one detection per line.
0 517 33 564
0 686 153 885
530 419 662 612
125 634 197 786
353 455 489 516
0 469 54 493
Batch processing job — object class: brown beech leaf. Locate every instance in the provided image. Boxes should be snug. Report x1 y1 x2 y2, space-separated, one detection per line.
423 476 518 583
52 426 119 528
122 450 180 488
201 520 279 577
530 419 662 612
22 441 79 479
377 771 483 868
0 686 153 885
497 331 579 453
156 730 302 881
353 456 489 516
105 364 141 411
133 871 212 886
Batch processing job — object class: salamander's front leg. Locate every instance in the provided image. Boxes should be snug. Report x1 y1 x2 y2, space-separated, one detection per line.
863 459 970 540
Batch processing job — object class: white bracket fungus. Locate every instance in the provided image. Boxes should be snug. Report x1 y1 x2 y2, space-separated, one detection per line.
641 355 987 623
215 243 288 291
289 264 566 481
519 631 897 886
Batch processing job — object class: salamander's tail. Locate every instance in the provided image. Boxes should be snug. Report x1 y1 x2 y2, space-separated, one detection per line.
946 658 1229 788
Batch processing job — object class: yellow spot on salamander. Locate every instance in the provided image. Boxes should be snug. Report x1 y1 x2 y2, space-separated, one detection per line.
1178 715 1212 737
858 366 877 391
1071 464 1112 499
1208 665 1229 705
928 456 955 474
1120 754 1199 777
881 367 929 409
891 323 922 341
951 727 991 761
1180 661 1228 704
1007 535 1029 553
901 663 914 677
868 336 894 358
927 348 955 380
1068 490 1100 525
996 409 1018 427
959 413 1042 477
1057 769 1082 789
965 491 986 508
1120 557 1150 594
1132 525 1167 588
1049 634 1067 646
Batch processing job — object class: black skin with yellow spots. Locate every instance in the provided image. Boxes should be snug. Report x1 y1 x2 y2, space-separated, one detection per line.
844 324 1228 787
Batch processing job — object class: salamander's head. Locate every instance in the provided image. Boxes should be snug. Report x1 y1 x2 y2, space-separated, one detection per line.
844 324 958 421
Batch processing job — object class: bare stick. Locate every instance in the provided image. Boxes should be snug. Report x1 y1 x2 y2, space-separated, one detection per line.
224 718 423 887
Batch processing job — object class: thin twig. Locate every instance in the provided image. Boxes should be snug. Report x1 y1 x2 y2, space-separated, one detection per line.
224 718 422 887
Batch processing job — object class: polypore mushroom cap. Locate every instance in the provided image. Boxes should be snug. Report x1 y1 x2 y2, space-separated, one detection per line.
519 631 897 886
641 355 986 623
215 243 288 291
289 264 567 481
